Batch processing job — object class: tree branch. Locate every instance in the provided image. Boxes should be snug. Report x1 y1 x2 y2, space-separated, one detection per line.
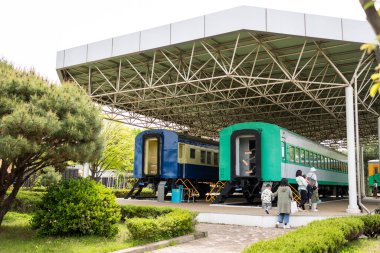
360 0 380 36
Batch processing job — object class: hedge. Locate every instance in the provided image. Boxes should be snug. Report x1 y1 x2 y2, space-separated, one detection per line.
31 179 121 237
243 215 380 253
112 188 155 198
360 214 380 238
10 190 45 213
120 205 196 241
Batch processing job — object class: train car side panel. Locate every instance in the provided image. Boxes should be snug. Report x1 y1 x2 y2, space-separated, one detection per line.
133 132 144 178
161 131 179 179
260 124 282 182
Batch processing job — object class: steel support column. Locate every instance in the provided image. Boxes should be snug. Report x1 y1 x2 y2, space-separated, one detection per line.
345 86 360 213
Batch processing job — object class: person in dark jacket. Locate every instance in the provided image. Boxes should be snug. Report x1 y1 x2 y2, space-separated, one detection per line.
273 178 293 229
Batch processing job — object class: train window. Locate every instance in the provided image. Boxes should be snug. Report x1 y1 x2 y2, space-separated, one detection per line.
281 142 285 162
316 154 321 168
375 167 378 174
309 152 314 166
295 148 300 164
305 150 310 165
214 152 219 166
313 153 319 167
201 150 206 164
206 151 212 165
178 144 184 159
287 145 295 163
301 149 305 164
190 148 196 159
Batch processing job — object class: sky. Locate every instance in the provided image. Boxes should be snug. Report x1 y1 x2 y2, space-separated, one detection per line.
0 0 367 83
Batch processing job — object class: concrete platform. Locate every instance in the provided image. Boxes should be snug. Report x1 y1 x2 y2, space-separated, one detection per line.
117 198 380 228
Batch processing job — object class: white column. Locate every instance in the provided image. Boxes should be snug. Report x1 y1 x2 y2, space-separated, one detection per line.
345 86 360 213
83 163 90 178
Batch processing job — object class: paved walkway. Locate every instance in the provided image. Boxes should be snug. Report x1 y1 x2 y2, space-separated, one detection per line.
152 223 289 253
117 198 380 217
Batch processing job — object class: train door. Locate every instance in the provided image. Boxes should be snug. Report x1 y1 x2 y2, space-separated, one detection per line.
143 135 161 177
231 130 261 179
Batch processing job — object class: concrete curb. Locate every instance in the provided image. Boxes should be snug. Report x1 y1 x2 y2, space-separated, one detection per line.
111 231 207 253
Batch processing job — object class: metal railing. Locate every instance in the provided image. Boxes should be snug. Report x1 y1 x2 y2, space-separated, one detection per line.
175 179 200 202
206 181 226 202
288 184 301 205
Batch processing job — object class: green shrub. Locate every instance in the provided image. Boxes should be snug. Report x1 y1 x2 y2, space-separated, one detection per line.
10 190 45 213
112 188 155 198
31 178 121 237
360 214 380 238
38 166 62 187
242 217 364 253
120 205 172 221
121 205 196 241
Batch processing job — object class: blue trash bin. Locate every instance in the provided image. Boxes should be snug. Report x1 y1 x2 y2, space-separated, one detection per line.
171 185 183 203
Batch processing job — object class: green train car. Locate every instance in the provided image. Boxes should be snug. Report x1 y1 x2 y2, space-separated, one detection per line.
368 160 379 187
217 122 348 203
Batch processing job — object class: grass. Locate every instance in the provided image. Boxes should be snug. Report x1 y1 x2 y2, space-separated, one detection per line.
0 212 139 253
339 238 380 253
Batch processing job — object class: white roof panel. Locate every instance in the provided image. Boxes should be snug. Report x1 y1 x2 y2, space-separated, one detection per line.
140 25 171 51
87 39 113 62
112 32 140 57
305 14 342 41
205 6 266 37
171 16 204 44
57 6 376 69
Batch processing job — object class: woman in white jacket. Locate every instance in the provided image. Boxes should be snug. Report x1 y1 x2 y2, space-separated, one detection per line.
296 169 308 211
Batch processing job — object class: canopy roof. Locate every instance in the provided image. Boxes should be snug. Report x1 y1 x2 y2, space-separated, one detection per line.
56 6 379 146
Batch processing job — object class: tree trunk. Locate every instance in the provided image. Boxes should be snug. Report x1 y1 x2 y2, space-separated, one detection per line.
0 175 24 226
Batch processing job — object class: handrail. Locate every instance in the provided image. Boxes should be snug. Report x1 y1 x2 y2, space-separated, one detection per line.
206 181 225 202
175 179 200 202
288 184 301 205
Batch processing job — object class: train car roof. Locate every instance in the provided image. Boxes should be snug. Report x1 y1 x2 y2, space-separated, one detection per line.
138 128 218 145
178 133 219 146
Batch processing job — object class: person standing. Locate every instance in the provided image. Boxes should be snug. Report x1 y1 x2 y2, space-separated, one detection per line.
310 186 320 211
296 170 308 211
261 184 273 214
307 167 318 187
373 180 378 198
273 178 293 229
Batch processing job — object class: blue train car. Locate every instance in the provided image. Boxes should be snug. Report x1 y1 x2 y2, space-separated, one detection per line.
128 129 219 198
